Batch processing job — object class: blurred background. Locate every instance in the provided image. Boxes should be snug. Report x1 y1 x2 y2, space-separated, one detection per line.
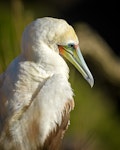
0 0 120 150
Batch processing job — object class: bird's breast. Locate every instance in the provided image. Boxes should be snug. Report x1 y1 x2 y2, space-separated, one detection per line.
5 73 74 150
33 74 74 145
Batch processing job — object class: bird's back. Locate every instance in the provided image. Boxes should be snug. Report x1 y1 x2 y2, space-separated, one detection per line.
0 56 74 150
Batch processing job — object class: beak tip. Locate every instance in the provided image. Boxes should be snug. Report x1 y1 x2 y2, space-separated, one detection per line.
90 80 94 88
86 75 94 88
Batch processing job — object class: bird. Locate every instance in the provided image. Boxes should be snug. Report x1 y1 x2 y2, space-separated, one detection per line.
0 17 94 150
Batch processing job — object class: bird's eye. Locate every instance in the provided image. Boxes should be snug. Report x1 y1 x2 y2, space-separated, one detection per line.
68 43 75 49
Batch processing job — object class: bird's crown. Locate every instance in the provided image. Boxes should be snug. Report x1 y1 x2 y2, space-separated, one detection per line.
21 17 79 52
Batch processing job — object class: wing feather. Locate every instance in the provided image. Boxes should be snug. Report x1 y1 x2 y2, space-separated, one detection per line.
43 99 74 150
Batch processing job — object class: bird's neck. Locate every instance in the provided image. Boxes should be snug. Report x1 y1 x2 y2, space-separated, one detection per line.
22 41 70 79
38 51 70 79
39 60 69 79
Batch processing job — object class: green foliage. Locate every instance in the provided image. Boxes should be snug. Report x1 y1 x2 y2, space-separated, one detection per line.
0 0 33 72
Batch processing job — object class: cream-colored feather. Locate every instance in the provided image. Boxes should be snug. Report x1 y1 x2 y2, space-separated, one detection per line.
0 17 79 150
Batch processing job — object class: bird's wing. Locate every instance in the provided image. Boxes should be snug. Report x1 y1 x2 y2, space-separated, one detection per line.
43 99 74 150
0 59 74 150
0 57 50 138
0 57 20 130
0 60 51 150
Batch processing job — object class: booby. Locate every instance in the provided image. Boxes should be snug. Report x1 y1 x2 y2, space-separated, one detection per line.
0 17 94 150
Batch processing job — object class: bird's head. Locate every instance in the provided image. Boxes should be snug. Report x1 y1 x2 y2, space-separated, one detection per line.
21 17 94 87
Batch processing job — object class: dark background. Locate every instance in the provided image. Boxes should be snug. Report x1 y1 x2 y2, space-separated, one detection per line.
60 0 119 56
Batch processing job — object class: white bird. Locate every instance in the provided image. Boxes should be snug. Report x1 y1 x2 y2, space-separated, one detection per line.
0 17 94 150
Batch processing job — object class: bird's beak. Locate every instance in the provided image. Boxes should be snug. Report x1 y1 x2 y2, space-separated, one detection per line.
58 45 94 87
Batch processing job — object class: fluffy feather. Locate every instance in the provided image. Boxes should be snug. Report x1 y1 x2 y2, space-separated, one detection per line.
0 17 79 150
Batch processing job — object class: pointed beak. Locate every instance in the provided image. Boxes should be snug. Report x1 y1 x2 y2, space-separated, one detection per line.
58 45 94 87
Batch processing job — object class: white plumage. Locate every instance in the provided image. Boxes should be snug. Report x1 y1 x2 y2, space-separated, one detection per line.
0 17 93 150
